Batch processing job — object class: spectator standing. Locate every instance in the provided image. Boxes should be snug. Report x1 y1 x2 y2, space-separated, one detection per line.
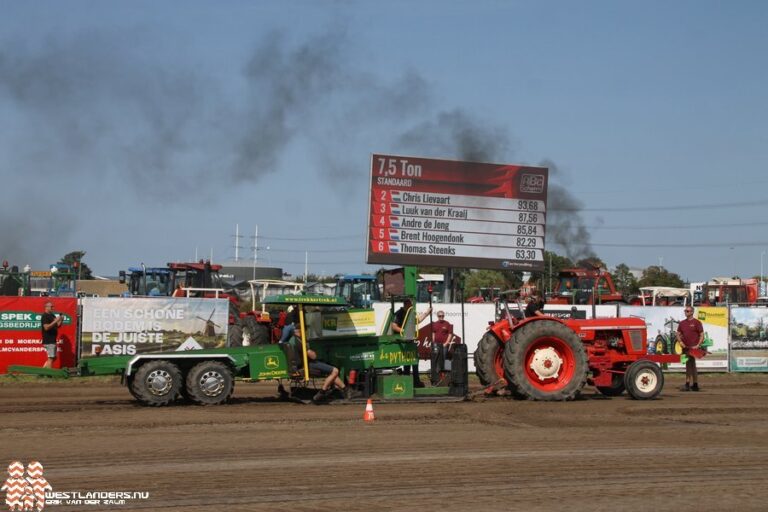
677 307 704 391
431 310 456 356
40 301 62 369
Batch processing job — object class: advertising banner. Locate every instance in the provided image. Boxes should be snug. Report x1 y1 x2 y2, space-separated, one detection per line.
373 302 495 371
0 297 77 373
80 297 229 357
367 154 548 271
619 306 729 371
319 309 377 338
543 304 618 319
729 306 768 371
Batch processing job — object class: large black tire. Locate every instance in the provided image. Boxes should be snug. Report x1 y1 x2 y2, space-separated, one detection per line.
184 360 235 405
126 376 142 401
474 332 505 388
624 360 664 400
503 319 588 401
229 301 242 326
228 324 243 347
244 316 270 346
130 360 182 406
596 372 626 396
655 335 668 355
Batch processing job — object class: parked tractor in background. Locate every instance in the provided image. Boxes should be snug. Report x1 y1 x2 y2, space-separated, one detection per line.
335 274 380 308
701 277 759 306
548 267 639 305
637 287 692 307
45 264 79 297
0 261 31 296
474 294 678 400
242 279 305 345
119 261 246 346
468 287 502 303
119 266 174 296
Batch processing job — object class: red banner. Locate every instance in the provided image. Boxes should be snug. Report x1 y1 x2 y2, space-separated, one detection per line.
0 297 78 373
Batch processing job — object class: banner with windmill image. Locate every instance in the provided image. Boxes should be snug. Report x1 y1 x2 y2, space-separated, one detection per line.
80 297 229 357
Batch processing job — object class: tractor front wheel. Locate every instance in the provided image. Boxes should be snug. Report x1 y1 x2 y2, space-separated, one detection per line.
130 360 183 406
503 320 588 401
185 360 235 405
624 360 664 400
474 332 506 389
596 373 626 396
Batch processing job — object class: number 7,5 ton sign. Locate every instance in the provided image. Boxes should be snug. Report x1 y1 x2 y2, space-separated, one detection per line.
366 154 548 271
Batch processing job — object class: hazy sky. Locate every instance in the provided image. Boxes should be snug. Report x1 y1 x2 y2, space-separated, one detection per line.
1 0 766 283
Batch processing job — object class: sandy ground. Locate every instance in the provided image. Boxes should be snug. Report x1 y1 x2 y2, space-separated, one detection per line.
1 372 767 512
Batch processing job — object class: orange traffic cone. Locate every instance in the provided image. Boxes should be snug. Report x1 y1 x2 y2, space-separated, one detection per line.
363 398 376 423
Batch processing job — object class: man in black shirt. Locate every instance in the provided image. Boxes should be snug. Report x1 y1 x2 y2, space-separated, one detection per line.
40 301 62 368
391 298 432 388
524 293 547 319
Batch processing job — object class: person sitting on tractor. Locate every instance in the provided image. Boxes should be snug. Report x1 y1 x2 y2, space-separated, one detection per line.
172 283 185 297
279 305 299 343
307 348 353 403
285 330 351 402
524 293 547 318
391 297 432 388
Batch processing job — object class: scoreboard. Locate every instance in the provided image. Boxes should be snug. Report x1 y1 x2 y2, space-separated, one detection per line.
366 154 548 271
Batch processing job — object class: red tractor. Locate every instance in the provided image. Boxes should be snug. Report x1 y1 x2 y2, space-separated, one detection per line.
548 267 639 305
474 298 679 400
701 277 759 306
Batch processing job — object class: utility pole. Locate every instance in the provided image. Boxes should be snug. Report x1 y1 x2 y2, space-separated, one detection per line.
232 224 243 262
252 225 259 280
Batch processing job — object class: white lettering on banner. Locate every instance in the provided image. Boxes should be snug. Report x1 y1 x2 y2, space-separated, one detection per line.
80 297 229 357
92 308 185 320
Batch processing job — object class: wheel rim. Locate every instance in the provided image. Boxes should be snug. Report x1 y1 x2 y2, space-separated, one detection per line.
146 369 173 396
655 339 664 353
633 369 658 393
198 370 226 397
523 337 576 391
673 341 684 355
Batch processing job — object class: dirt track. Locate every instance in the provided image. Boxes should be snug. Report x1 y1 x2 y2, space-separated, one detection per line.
2 373 768 512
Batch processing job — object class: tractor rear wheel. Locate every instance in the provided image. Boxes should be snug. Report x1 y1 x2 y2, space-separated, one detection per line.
596 373 626 396
130 360 182 406
185 360 235 405
655 335 668 355
503 320 588 401
228 324 243 347
244 316 270 345
474 332 506 389
624 360 664 400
